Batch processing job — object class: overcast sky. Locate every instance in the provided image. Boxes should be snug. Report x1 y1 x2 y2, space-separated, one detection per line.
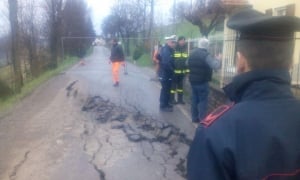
0 0 181 36
0 1 9 35
86 0 177 35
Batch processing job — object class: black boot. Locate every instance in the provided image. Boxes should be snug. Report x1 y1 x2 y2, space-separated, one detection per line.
178 94 185 105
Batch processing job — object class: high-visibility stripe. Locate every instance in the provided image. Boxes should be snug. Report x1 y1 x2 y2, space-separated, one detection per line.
174 53 181 58
174 70 183 73
170 90 176 93
177 89 184 93
174 52 189 59
175 69 190 74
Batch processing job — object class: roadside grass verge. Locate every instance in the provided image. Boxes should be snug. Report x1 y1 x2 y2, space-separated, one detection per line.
0 56 79 112
135 53 153 67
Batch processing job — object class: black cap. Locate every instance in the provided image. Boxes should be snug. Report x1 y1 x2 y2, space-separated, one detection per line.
227 8 300 40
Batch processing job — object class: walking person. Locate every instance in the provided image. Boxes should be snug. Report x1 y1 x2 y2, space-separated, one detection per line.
159 35 177 112
187 38 221 123
110 38 125 87
170 36 189 105
188 9 300 180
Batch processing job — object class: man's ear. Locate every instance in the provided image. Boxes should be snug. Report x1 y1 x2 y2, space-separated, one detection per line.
236 52 250 74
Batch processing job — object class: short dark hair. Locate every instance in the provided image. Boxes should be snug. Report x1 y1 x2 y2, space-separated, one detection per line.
237 39 294 70
178 36 186 41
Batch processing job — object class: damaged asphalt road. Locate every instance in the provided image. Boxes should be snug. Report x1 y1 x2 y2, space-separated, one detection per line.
0 47 196 180
81 96 192 180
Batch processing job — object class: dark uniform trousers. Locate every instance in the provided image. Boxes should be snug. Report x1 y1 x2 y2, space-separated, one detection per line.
159 78 172 107
159 45 175 108
170 51 189 103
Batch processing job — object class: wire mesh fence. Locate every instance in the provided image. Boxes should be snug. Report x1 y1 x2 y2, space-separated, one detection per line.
186 36 300 96
116 37 161 68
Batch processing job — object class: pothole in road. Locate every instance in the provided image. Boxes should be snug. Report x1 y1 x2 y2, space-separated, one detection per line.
81 96 192 179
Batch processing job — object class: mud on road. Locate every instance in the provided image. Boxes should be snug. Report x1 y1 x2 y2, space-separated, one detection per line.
81 95 192 180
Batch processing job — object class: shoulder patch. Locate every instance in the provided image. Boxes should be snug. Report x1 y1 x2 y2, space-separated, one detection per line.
201 103 235 128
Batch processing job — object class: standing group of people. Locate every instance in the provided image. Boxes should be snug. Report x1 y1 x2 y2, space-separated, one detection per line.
155 35 221 123
109 34 221 123
108 8 300 180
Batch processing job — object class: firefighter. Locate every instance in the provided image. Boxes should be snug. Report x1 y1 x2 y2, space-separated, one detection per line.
187 9 300 180
110 38 125 87
170 36 189 104
159 35 176 112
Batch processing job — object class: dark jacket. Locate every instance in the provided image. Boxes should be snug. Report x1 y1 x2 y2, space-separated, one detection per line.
187 70 300 180
110 44 124 62
174 44 188 74
187 48 212 84
159 44 175 80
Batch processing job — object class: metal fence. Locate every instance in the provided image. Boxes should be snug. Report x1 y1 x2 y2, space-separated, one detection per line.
187 35 300 96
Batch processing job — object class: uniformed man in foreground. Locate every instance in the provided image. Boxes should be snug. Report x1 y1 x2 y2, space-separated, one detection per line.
187 9 300 180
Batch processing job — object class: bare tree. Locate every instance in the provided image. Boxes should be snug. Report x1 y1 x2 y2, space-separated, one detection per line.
8 0 23 92
19 0 40 77
147 0 154 38
62 0 96 57
102 0 146 55
178 0 225 37
45 0 64 69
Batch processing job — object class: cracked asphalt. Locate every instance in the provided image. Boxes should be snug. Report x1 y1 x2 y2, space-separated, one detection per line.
0 47 196 180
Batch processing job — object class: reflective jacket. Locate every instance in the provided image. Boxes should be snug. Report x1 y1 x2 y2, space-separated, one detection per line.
187 70 300 180
174 44 189 74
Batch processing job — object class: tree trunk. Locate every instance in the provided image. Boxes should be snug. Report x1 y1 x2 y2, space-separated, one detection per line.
147 0 154 38
125 38 130 56
48 0 63 69
28 39 39 77
49 21 58 69
8 0 23 93
199 26 209 38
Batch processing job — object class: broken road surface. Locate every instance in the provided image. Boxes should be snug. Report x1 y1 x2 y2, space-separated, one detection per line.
0 47 196 180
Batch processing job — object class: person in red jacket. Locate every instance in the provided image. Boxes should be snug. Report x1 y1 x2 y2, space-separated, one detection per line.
110 38 125 87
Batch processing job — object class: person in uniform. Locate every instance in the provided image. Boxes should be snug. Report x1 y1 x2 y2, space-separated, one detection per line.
187 9 300 180
170 36 189 105
159 35 177 112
